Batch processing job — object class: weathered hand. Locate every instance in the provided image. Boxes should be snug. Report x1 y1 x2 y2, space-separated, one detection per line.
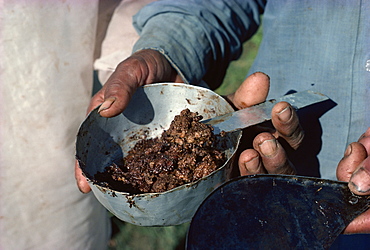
337 127 370 234
226 72 304 176
90 49 181 118
75 49 181 193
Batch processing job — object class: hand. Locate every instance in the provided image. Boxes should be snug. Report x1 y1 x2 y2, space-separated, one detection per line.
226 73 304 176
336 127 370 234
89 49 182 118
75 49 182 193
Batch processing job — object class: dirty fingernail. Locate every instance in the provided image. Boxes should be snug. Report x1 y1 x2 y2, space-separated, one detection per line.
244 156 259 172
277 106 292 123
259 139 278 157
349 165 370 194
98 97 116 113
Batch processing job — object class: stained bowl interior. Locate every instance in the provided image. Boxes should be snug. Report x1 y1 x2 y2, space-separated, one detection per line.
76 83 242 226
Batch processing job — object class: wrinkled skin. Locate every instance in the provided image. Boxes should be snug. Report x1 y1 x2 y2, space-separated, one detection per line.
335 128 370 233
75 49 370 234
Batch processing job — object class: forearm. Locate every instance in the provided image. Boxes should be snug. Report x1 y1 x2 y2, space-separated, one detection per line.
132 0 266 89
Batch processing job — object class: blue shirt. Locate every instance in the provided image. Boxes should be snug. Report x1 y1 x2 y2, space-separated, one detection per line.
133 0 370 181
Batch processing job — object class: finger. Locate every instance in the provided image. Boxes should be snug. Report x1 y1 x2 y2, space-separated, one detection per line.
97 65 140 117
253 132 296 175
343 209 370 234
358 127 370 154
358 127 370 140
86 88 106 115
340 129 370 234
348 156 370 195
271 102 304 150
336 142 367 182
75 160 91 193
226 72 270 109
238 149 265 175
345 130 370 195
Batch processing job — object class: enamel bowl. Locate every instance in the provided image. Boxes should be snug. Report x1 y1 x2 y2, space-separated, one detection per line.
76 83 242 226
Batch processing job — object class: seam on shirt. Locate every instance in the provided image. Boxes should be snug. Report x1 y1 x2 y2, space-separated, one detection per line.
347 1 362 145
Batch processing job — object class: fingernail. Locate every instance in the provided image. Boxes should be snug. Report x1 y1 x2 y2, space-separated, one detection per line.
244 156 259 170
259 139 278 157
349 163 370 194
344 144 352 158
256 71 270 80
277 106 292 123
98 97 116 113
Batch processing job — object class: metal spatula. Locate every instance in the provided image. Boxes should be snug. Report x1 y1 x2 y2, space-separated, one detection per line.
186 175 370 249
202 90 329 134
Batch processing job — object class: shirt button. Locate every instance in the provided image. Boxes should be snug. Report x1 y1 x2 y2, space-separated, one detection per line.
366 59 370 72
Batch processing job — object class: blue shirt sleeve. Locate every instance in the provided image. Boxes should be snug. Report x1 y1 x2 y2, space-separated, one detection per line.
132 0 266 89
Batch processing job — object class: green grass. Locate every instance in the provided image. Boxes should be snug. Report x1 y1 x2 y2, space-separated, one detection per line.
108 217 189 250
108 27 263 250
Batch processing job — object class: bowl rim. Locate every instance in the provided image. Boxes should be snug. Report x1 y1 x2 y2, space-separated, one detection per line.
77 82 242 198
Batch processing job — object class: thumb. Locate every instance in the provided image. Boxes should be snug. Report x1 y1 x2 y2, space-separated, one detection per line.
97 79 137 117
226 72 270 109
97 49 180 117
96 59 142 117
75 160 92 193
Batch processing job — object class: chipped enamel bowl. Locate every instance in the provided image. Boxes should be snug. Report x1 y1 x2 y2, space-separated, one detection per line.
76 83 242 226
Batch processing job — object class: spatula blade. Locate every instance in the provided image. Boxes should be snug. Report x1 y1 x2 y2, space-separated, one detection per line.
203 90 329 134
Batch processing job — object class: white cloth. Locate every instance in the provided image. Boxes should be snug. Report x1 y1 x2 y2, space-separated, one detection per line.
0 0 157 248
0 1 110 249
